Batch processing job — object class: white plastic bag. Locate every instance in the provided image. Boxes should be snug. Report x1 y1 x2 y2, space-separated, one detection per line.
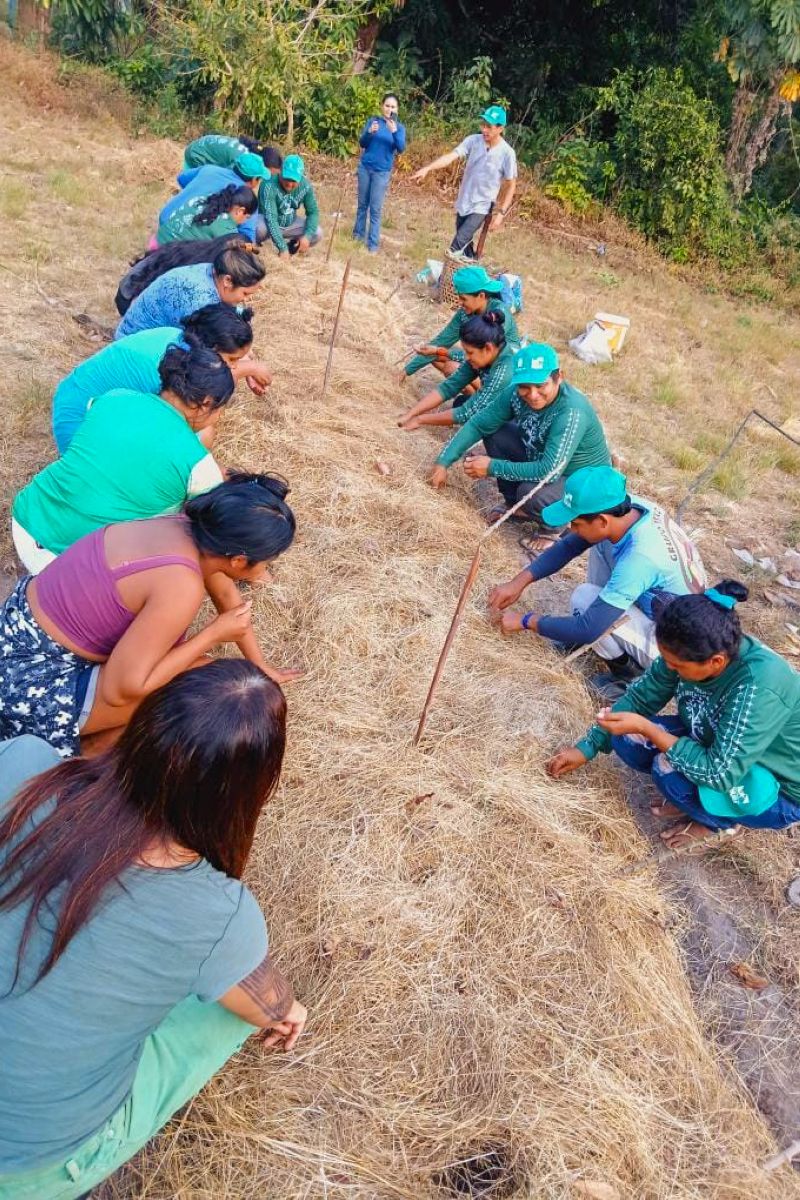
569 320 613 365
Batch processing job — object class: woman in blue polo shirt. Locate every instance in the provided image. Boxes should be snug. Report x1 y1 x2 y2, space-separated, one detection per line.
353 93 406 253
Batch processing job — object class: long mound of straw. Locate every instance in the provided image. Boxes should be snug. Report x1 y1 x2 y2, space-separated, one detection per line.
103 256 799 1199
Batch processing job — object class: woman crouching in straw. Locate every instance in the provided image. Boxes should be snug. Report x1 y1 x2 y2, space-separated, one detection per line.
547 581 800 849
0 660 305 1198
0 474 300 759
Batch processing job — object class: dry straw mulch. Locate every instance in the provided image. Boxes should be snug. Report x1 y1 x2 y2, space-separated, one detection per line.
103 257 800 1199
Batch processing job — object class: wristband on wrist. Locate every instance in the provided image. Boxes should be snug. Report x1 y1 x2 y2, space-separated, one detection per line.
521 612 535 630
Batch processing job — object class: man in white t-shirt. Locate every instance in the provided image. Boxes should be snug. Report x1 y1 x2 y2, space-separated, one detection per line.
411 105 518 257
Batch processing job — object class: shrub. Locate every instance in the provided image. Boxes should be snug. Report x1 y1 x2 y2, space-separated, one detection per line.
600 67 732 254
543 136 616 214
299 75 384 158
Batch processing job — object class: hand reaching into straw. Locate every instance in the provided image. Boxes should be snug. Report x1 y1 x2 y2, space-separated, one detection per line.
546 748 588 778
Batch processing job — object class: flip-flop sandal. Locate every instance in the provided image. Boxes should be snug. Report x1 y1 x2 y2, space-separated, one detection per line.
518 532 559 556
660 822 741 851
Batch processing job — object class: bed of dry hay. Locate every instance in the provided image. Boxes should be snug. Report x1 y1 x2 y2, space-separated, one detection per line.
95 259 799 1199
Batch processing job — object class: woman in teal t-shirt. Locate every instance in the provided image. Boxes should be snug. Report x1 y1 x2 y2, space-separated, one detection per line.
156 184 257 246
52 304 272 454
547 581 800 849
0 661 307 1198
13 345 233 574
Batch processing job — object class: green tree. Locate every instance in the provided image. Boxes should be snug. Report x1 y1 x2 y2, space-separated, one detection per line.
718 0 800 197
169 0 396 144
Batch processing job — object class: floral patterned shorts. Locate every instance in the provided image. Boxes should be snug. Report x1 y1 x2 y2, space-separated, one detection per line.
0 579 97 758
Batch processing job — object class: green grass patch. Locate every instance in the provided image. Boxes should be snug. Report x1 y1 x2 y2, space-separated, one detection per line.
712 457 748 498
46 170 89 207
775 444 800 477
666 443 704 471
651 373 684 409
0 179 27 220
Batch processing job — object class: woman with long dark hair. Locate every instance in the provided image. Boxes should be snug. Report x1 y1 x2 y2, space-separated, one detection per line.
547 580 800 848
115 234 243 316
156 185 257 246
0 660 306 1198
398 309 515 429
1 472 300 757
12 344 233 574
115 244 265 339
52 304 271 454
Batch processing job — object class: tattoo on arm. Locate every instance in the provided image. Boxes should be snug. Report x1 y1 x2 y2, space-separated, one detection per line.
239 954 294 1022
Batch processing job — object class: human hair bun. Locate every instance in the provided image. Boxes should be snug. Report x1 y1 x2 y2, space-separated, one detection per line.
225 470 291 501
713 579 749 604
484 309 505 327
238 305 255 324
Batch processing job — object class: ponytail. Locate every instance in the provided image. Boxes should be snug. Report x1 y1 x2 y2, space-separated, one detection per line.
194 186 257 228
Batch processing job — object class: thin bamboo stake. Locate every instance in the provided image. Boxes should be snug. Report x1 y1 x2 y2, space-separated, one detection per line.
314 174 349 295
413 464 566 746
325 175 349 265
320 257 352 402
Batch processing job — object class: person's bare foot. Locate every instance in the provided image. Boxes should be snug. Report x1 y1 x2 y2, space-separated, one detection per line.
650 800 682 819
659 820 726 850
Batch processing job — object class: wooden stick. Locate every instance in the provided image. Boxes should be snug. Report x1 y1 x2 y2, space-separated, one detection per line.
320 257 351 401
413 546 483 745
324 175 349 265
413 464 566 747
475 203 494 260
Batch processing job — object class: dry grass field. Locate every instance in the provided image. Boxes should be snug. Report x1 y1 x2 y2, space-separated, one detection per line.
3 38 800 1200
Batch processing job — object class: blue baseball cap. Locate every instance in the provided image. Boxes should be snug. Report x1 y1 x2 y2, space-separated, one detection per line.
234 152 268 181
480 104 507 127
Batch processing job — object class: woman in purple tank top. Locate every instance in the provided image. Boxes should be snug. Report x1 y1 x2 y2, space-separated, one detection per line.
0 473 300 758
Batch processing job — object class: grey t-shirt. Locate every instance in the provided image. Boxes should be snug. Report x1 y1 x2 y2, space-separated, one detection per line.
454 133 518 216
0 736 268 1172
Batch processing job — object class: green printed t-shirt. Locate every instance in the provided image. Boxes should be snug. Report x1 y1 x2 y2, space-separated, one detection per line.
14 390 222 555
0 735 267 1172
157 195 240 245
184 134 249 169
576 637 800 806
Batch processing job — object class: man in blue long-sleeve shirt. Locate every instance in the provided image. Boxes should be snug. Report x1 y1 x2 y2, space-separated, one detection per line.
488 466 707 698
353 93 407 253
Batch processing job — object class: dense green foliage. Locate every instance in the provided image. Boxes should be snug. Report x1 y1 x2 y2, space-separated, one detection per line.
37 0 800 280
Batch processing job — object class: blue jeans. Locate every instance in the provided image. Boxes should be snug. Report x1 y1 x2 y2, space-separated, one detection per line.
612 717 800 831
353 165 391 251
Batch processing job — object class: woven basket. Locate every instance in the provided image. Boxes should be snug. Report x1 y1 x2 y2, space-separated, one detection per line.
437 250 501 307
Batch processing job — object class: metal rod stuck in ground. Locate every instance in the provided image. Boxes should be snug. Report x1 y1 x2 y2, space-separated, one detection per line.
320 257 352 402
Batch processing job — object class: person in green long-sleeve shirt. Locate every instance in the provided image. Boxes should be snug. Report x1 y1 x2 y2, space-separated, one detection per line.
257 155 321 255
399 311 515 436
157 185 257 246
547 581 800 849
401 264 519 384
428 342 610 536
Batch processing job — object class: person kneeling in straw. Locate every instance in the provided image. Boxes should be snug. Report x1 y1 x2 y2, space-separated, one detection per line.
488 465 707 701
546 582 800 851
428 343 610 546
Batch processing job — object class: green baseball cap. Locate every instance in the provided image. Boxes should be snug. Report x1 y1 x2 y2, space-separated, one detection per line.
540 465 628 528
699 764 779 819
234 152 268 181
452 264 503 296
281 154 305 182
480 104 507 126
511 342 559 386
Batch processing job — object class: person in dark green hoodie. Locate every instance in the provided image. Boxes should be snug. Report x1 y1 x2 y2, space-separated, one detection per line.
401 264 519 384
547 581 800 849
